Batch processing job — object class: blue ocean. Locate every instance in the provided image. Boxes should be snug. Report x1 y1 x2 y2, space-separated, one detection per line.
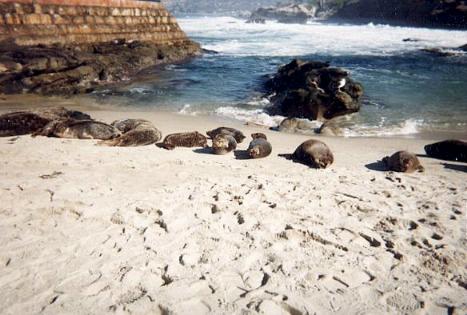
92 16 467 137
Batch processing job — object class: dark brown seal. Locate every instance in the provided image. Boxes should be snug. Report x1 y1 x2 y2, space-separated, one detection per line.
290 139 334 169
0 107 91 137
100 119 162 147
212 134 237 155
157 132 208 150
424 140 466 162
33 119 120 140
383 151 424 173
247 133 272 159
206 127 246 143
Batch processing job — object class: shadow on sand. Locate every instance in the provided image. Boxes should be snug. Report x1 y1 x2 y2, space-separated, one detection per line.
193 147 213 155
365 161 387 172
234 150 250 160
442 163 467 173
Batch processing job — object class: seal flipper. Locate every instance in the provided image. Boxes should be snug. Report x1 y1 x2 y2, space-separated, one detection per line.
156 142 175 150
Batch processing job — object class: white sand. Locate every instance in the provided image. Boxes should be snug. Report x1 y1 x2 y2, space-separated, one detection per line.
0 107 466 314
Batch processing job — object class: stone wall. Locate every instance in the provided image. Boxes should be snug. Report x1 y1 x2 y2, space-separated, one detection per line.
0 0 189 46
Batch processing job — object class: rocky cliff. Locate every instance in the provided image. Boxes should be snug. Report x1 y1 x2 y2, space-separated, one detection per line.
328 0 467 29
0 0 200 95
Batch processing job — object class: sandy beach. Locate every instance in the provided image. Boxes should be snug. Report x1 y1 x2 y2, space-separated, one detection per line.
0 102 466 314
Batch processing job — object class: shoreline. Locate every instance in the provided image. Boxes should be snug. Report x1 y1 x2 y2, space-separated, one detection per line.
1 94 466 141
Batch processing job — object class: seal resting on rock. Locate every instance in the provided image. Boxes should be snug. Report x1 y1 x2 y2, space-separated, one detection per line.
100 119 162 147
212 134 237 155
157 132 208 150
0 107 91 137
285 139 334 169
424 140 467 162
33 119 120 140
383 151 424 173
206 127 246 144
247 133 272 159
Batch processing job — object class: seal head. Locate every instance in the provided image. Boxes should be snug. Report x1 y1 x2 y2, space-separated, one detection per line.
382 151 424 173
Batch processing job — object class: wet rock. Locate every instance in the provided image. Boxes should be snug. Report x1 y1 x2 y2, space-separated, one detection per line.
265 59 363 121
0 40 200 95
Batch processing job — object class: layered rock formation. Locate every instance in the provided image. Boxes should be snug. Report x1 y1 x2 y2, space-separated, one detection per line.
265 59 363 121
0 0 200 95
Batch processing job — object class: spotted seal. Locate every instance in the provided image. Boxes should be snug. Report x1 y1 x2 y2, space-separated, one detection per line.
0 107 91 137
157 132 208 150
424 140 466 162
212 134 237 155
247 133 272 159
289 139 334 169
206 127 246 144
33 119 120 140
383 151 424 173
100 119 162 146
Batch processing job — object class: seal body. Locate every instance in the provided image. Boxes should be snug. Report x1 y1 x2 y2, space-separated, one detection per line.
292 139 334 169
212 134 237 155
100 119 162 146
247 133 272 159
383 151 424 173
158 132 208 150
0 107 91 137
34 119 120 140
424 140 467 162
207 127 246 144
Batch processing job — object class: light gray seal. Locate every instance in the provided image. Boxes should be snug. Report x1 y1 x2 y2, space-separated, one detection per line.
33 119 120 140
212 134 237 155
290 139 334 169
247 133 272 159
100 119 162 146
206 127 246 143
157 132 208 150
383 151 424 173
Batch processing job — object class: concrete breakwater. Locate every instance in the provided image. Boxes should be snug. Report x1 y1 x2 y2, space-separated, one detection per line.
0 0 188 46
0 0 200 95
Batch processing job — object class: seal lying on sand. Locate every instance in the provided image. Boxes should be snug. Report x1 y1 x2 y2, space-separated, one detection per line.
100 119 162 146
277 117 319 134
424 140 467 162
157 132 208 150
33 119 120 140
212 134 237 155
383 151 424 173
247 133 272 159
0 107 91 137
282 139 334 169
207 127 246 144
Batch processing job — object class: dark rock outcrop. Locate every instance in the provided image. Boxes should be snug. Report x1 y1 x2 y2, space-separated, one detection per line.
249 4 315 24
265 59 363 121
0 40 200 95
331 0 467 29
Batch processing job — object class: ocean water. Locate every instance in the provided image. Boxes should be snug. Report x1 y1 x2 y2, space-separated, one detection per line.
93 16 467 137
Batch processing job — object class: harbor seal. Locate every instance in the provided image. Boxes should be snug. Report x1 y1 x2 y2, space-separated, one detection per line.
206 127 246 143
212 134 237 155
277 117 320 134
33 119 120 140
100 119 162 146
289 139 334 169
424 140 467 162
157 132 208 150
247 133 272 159
0 107 91 137
383 151 424 173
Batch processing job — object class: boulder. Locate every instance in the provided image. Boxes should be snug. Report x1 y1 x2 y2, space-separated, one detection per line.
249 4 315 24
265 59 363 121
